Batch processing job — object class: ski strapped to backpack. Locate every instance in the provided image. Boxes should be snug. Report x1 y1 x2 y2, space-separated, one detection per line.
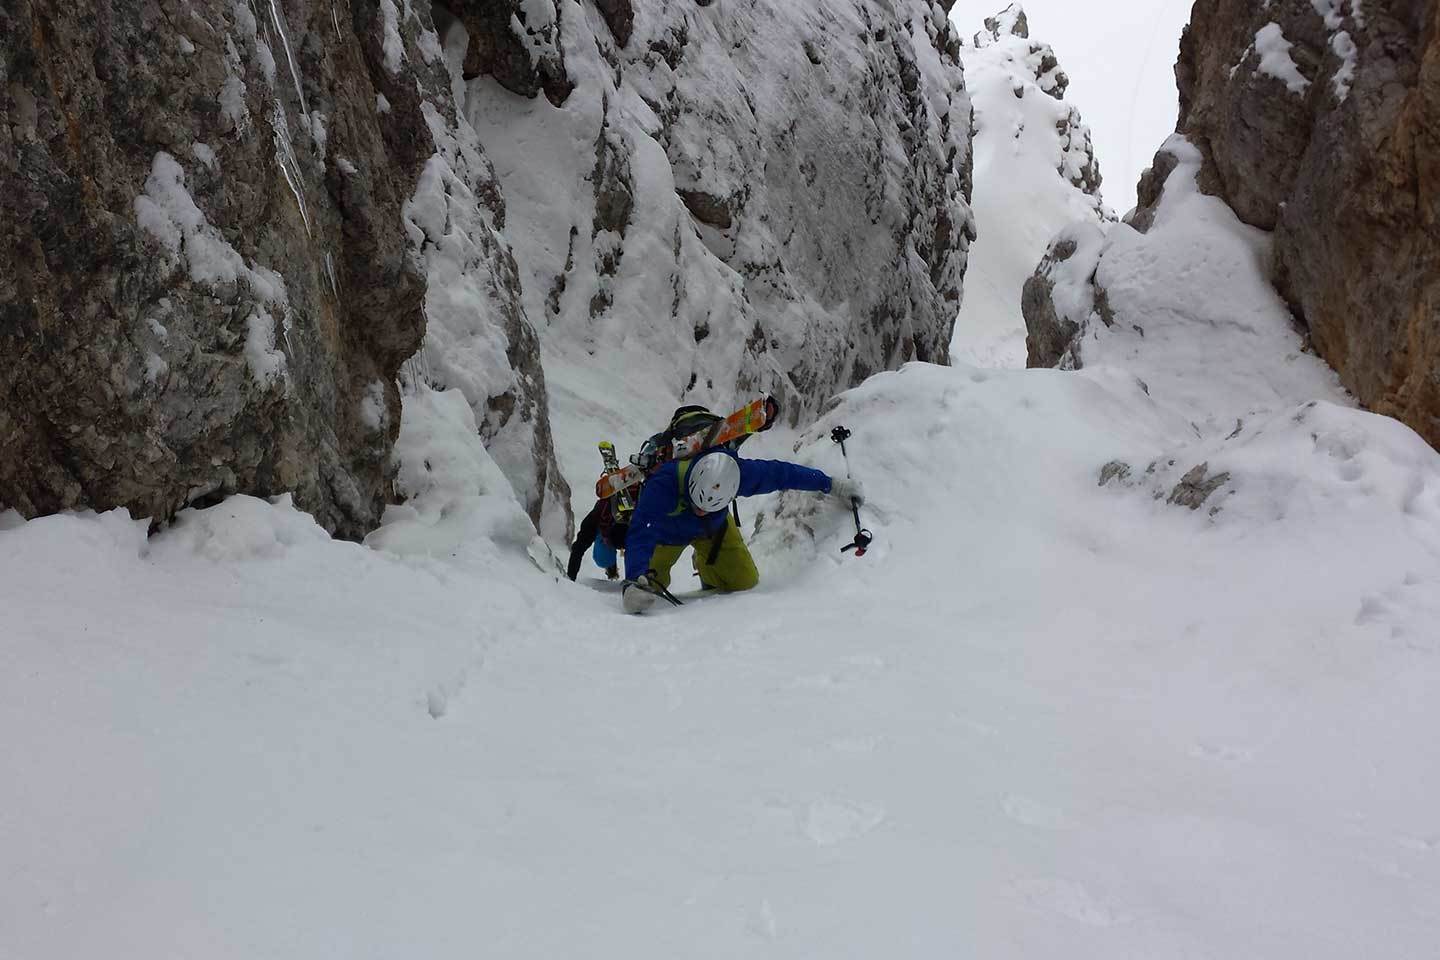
594 395 780 499
597 441 637 519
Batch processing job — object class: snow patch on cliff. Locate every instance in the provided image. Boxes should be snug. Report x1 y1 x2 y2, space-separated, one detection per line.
134 151 289 386
1254 23 1311 94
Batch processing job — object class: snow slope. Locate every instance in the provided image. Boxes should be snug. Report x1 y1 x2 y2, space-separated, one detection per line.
950 8 1109 369
6 296 1440 955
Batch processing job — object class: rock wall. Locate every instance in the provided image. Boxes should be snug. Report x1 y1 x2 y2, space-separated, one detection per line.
0 0 568 539
447 0 974 467
1175 0 1440 447
2 0 972 539
1019 135 1348 441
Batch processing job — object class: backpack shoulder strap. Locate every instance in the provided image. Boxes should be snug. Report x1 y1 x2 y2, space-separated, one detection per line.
668 460 694 517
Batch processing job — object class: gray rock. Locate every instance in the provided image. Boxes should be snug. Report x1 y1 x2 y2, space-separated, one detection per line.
0 0 572 543
1166 462 1232 510
1021 229 1106 369
1123 147 1181 235
979 4 1029 43
1175 0 1440 450
452 0 573 106
1098 460 1133 486
0 0 439 538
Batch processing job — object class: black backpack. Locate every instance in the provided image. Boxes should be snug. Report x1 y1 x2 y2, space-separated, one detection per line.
638 404 749 566
632 404 751 473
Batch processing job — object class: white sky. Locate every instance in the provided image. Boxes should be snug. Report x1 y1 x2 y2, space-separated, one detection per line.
952 0 1195 215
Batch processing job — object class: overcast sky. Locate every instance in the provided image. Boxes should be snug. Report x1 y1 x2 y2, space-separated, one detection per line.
952 1 1196 215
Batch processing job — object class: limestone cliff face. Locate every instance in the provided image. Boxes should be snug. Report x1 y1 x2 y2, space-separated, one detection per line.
0 0 567 538
447 0 974 441
1175 0 1440 447
2 0 973 538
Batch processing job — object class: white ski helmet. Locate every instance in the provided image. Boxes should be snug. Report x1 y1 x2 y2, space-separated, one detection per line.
686 452 741 513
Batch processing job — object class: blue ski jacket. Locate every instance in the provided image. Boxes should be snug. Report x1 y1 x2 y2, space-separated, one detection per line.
623 450 832 580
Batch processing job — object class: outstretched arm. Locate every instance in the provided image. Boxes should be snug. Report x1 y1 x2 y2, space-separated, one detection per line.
736 458 833 498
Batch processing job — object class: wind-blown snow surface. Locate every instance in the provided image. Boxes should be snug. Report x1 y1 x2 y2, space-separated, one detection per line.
6 358 1440 951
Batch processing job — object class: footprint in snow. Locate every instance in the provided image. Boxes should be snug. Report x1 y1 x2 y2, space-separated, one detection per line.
746 899 779 940
1001 794 1069 830
789 656 888 692
1189 740 1255 763
789 672 852 691
1355 578 1440 650
1012 875 1128 928
801 799 886 847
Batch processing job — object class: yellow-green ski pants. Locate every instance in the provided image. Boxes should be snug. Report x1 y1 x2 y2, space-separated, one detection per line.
646 515 759 592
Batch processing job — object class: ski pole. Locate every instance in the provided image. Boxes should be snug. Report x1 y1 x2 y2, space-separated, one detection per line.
829 425 873 557
634 575 684 606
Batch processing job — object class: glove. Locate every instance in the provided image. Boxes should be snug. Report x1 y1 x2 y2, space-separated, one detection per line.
830 477 865 506
622 574 659 614
605 565 620 580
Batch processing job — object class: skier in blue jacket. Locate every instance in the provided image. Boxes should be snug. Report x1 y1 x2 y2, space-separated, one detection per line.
621 449 864 613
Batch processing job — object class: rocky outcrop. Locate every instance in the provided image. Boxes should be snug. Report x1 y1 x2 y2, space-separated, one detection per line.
1 1 569 540
977 4 1030 47
1020 136 1347 439
972 4 1068 100
1175 0 1440 448
449 0 574 106
2 0 973 542
1020 221 1108 369
956 5 1106 367
455 0 974 439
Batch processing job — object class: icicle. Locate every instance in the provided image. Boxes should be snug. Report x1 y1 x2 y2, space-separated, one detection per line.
267 0 309 118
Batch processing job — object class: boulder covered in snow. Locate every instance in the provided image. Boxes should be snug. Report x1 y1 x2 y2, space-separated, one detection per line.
1174 0 1440 449
1020 136 1347 437
0 0 569 541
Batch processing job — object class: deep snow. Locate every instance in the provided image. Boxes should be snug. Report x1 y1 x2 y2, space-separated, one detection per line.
6 345 1440 957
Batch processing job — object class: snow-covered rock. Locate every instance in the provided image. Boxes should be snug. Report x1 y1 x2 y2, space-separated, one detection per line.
0 1 416 537
949 4 1109 369
445 0 973 505
0 0 569 542
1175 0 1440 450
401 8 573 543
1021 136 1348 435
367 383 560 572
